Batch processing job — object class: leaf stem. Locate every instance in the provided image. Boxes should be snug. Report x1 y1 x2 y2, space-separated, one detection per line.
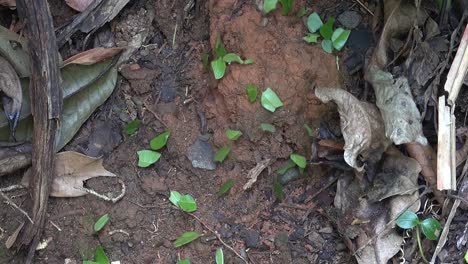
416 225 429 263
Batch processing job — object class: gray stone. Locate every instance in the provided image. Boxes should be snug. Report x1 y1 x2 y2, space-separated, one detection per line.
241 229 260 248
337 11 361 29
278 167 301 185
187 137 216 170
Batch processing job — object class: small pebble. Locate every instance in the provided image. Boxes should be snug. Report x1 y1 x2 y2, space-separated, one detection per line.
318 227 333 234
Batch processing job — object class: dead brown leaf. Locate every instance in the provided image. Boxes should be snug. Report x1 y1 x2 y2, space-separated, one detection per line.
22 151 115 197
63 47 123 66
315 87 391 170
65 0 94 12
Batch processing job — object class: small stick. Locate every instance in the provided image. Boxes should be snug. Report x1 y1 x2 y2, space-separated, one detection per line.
0 184 25 192
49 220 62 232
109 229 130 236
354 0 374 16
0 191 33 224
430 199 460 264
76 179 126 203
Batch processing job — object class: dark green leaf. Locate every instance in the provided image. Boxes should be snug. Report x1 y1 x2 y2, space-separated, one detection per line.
174 231 200 247
420 218 442 240
273 181 285 201
303 33 319 43
94 246 110 264
216 248 224 264
321 39 333 53
223 53 244 64
331 28 351 51
319 17 335 40
260 123 275 133
177 259 191 264
296 6 306 17
214 35 226 58
290 154 307 168
243 58 255 65
395 211 419 229
150 130 170 150
226 129 242 140
123 119 141 135
261 88 283 112
178 194 197 213
214 146 230 162
169 190 182 207
218 179 234 196
202 52 210 71
279 0 293 15
263 0 279 14
94 214 109 232
137 150 161 167
277 160 295 175
246 84 257 103
304 124 314 137
307 12 323 33
211 57 227 80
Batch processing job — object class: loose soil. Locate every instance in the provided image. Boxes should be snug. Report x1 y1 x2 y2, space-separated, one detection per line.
0 0 466 264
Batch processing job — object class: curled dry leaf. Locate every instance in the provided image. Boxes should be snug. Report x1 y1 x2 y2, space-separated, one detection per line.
0 56 22 137
65 0 94 12
315 87 391 170
63 47 123 66
22 151 116 197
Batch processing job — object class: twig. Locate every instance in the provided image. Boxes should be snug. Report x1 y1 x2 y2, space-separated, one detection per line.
243 159 273 190
109 229 130 236
76 179 126 203
0 191 33 224
354 0 374 16
0 184 25 192
430 199 460 264
189 213 248 263
49 220 62 232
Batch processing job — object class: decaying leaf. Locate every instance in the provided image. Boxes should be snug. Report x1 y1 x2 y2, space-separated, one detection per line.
65 0 94 12
315 87 391 170
365 65 427 145
0 56 22 138
0 26 29 77
63 47 123 66
243 159 273 190
79 0 130 33
22 151 116 197
6 222 23 249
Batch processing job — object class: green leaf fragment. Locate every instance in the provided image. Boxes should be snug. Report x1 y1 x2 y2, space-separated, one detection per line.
307 12 323 33
243 58 255 65
214 146 231 162
261 88 283 112
150 130 170 150
178 194 197 213
279 0 293 15
331 28 351 51
273 181 285 201
260 123 275 133
263 0 279 14
246 84 257 103
226 129 242 140
296 6 306 17
396 211 419 229
277 160 296 175
202 52 210 71
464 250 468 263
218 179 234 196
216 248 224 264
303 33 319 43
211 57 227 80
174 231 200 247
93 214 109 232
137 150 161 167
319 17 335 40
290 154 307 168
321 39 333 53
169 190 182 207
304 124 314 137
123 119 141 135
215 35 227 58
420 218 442 240
223 53 244 64
94 246 110 264
177 259 191 264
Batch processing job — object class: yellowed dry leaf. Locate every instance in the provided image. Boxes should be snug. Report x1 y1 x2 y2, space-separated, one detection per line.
63 47 123 66
22 151 115 197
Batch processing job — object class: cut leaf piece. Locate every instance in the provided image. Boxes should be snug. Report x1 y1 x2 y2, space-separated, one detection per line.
94 213 109 232
216 248 224 264
63 47 123 66
214 35 226 58
169 190 182 207
178 194 197 212
150 130 170 150
137 150 161 168
319 17 335 40
174 231 200 247
331 28 351 51
263 0 279 14
223 53 244 64
303 33 319 43
123 119 141 135
243 59 255 65
279 0 293 15
304 124 314 137
214 146 230 162
290 154 307 168
260 123 275 133
246 84 257 103
321 39 333 53
225 129 242 140
420 218 441 240
218 179 234 196
261 88 283 112
273 181 285 201
395 211 419 229
307 12 323 33
94 245 110 264
211 57 226 80
296 6 306 17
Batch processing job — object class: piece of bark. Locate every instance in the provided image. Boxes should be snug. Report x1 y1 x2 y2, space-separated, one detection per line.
13 0 62 263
